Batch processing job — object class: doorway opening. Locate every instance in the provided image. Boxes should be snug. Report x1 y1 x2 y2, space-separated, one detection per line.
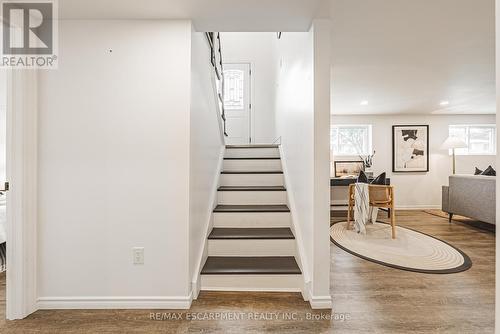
223 63 251 145
219 32 279 146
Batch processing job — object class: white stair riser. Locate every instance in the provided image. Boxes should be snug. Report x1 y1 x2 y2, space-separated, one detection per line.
201 274 302 292
223 159 282 172
208 239 295 256
220 174 284 186
225 148 280 158
217 191 287 205
213 212 291 227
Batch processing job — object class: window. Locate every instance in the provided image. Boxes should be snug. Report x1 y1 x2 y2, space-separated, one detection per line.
223 69 244 110
331 124 372 156
449 124 496 155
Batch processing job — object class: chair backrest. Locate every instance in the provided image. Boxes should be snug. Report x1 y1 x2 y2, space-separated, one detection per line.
348 184 393 204
368 184 392 205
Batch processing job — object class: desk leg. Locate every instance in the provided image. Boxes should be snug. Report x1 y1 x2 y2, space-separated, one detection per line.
387 208 391 218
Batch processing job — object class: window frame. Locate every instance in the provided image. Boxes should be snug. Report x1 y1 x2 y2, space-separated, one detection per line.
330 124 373 157
448 124 497 156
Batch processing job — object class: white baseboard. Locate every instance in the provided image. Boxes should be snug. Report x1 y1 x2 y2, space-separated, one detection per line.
309 295 333 309
332 204 441 211
303 282 332 309
37 295 193 309
396 205 441 210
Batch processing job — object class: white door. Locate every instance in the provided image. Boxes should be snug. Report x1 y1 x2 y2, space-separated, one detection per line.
223 63 251 145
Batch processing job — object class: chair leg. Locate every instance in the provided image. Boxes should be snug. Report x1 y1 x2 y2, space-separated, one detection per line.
347 201 352 230
448 213 453 223
391 209 396 239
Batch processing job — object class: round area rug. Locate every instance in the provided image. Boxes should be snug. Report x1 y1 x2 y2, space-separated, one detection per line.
330 221 471 274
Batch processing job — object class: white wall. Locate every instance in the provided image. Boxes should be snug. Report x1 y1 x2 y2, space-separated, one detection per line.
37 20 193 306
189 31 225 296
276 29 314 295
275 21 332 308
332 114 496 209
221 32 277 144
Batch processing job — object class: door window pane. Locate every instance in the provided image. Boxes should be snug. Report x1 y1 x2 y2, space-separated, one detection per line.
223 70 244 110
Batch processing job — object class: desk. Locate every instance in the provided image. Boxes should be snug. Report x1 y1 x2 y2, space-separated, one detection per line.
330 177 392 217
331 177 391 187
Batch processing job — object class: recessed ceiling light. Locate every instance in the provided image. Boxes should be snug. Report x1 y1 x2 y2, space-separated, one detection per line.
440 101 449 106
360 100 369 106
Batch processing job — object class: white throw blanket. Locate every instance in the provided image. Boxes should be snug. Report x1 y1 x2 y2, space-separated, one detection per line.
353 183 378 234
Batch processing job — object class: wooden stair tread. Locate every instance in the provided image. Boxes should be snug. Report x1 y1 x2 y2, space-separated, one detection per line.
209 228 294 240
214 205 290 213
221 170 283 174
218 186 286 191
226 145 279 149
201 257 301 275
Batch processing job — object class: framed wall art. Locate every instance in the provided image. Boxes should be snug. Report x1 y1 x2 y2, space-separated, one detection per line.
334 161 365 178
392 125 429 172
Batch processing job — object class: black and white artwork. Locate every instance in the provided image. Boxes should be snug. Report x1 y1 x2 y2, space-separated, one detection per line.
392 125 429 172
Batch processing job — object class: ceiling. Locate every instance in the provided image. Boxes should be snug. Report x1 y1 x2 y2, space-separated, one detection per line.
58 0 495 115
58 0 325 32
331 0 495 115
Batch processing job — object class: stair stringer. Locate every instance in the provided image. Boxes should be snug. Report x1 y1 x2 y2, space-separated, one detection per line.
278 145 311 302
191 145 225 300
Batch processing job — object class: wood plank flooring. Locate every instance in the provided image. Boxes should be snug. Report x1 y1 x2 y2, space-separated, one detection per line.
330 210 495 333
0 210 495 333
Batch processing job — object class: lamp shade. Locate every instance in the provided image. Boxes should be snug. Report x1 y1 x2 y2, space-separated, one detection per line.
441 136 467 150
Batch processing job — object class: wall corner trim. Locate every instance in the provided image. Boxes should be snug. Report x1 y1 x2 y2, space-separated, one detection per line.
191 277 201 300
6 69 39 320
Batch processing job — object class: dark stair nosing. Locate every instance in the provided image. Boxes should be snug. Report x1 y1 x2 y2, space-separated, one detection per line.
208 228 295 240
218 186 286 191
226 145 279 149
201 256 301 275
214 205 290 213
224 157 281 160
221 170 283 174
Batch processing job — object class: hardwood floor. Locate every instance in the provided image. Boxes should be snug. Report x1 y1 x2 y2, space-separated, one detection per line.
330 210 495 333
0 210 495 333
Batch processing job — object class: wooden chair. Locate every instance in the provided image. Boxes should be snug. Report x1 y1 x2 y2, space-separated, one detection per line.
347 184 396 239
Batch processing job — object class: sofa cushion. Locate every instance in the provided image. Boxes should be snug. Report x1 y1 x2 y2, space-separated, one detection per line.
481 165 496 176
371 172 387 185
357 170 369 183
357 171 386 185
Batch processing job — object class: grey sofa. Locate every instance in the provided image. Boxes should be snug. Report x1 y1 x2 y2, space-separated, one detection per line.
442 175 496 225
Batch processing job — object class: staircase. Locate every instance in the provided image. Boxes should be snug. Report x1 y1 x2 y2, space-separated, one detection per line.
200 144 302 292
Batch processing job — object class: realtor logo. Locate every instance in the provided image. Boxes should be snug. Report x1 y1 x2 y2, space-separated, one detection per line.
0 0 58 68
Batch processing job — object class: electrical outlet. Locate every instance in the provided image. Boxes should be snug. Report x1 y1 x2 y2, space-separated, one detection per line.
133 247 144 265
